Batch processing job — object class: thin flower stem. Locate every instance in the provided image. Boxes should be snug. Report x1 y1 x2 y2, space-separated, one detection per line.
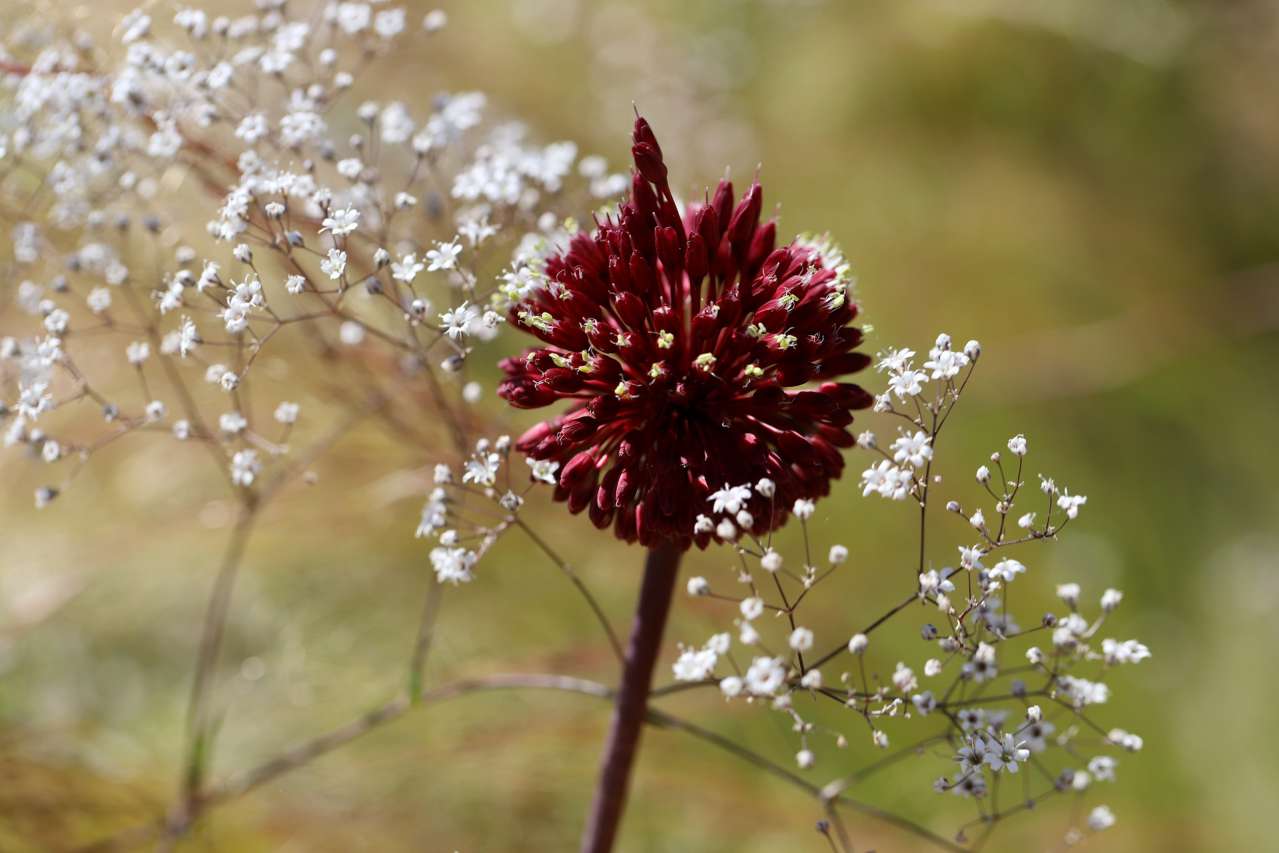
407 576 443 701
580 542 682 853
166 503 257 844
807 588 920 670
511 517 624 663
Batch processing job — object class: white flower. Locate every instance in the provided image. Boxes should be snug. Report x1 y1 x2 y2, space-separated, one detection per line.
274 402 300 424
1057 490 1087 519
119 9 151 43
1100 588 1123 612
875 347 914 373
1022 719 1055 753
459 213 498 246
230 449 260 487
919 569 955 597
339 321 364 346
888 369 928 399
1007 434 1028 456
719 676 743 698
1088 756 1117 782
795 749 815 769
788 627 814 652
1058 676 1110 707
760 549 782 573
989 559 1026 583
44 309 70 335
686 576 710 596
792 498 815 519
892 662 917 692
860 460 911 500
984 733 1030 773
958 545 985 570
848 633 868 655
374 7 405 38
1108 728 1144 752
923 346 969 380
707 483 752 515
1087 805 1116 832
744 656 787 696
740 597 765 621
828 545 848 565
957 735 989 773
17 381 53 422
462 452 501 486
87 287 112 314
1057 582 1081 606
968 642 998 683
391 253 424 283
235 113 269 144
891 430 933 468
1101 638 1151 665
912 691 936 715
672 646 718 682
440 302 479 340
426 238 462 271
321 206 360 236
126 341 150 365
430 546 477 584
219 411 247 435
320 248 347 279
527 458 559 484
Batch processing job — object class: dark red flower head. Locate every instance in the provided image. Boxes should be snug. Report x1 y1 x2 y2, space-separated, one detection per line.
498 117 873 550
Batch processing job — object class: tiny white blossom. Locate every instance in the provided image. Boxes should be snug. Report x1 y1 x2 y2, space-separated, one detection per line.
231 449 260 487
321 206 360 236
426 238 463 271
708 483 752 515
1088 805 1116 832
744 656 787 696
989 559 1026 583
740 597 765 621
274 402 300 424
788 627 814 652
321 248 347 279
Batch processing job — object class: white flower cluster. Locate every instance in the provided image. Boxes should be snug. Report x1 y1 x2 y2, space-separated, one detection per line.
0 3 626 514
415 436 528 585
670 334 1145 847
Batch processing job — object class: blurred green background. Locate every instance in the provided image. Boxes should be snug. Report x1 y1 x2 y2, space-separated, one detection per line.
3 1 1278 850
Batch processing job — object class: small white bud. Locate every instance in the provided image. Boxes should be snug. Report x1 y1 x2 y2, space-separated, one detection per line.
848 633 868 655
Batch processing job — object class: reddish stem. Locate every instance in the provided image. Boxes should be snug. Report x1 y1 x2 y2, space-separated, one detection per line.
579 542 683 853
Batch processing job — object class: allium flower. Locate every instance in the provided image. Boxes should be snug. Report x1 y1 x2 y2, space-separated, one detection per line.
499 117 872 549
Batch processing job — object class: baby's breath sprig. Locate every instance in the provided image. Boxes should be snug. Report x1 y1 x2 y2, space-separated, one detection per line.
668 333 1145 849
